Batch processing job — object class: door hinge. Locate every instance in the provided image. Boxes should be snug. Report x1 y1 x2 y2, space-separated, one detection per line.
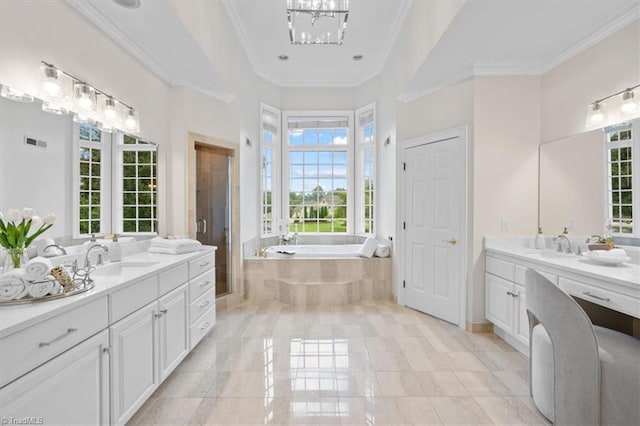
403 222 406 230
403 280 406 288
402 162 406 171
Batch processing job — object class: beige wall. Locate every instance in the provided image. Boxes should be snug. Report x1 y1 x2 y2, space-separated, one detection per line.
540 130 605 235
472 76 541 322
541 20 640 144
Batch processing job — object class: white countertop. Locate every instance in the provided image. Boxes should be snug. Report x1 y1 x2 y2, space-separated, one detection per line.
0 247 216 338
484 237 640 292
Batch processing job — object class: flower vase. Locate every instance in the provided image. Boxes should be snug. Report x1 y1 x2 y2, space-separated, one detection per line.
3 247 28 272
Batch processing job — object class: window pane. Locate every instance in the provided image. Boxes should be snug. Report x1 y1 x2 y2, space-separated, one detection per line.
120 146 158 234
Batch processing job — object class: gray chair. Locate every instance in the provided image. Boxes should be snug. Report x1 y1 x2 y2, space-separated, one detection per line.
525 269 640 425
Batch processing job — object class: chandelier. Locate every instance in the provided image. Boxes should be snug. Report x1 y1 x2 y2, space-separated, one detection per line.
287 0 349 45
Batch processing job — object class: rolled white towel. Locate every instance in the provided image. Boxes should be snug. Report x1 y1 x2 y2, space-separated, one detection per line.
27 281 54 298
358 237 378 258
0 269 28 301
374 244 391 258
148 245 203 255
24 256 53 281
50 281 63 295
590 248 627 258
150 237 202 249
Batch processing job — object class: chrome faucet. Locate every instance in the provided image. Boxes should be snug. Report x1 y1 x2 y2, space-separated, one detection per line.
585 235 603 243
552 234 573 254
43 244 67 256
84 244 109 268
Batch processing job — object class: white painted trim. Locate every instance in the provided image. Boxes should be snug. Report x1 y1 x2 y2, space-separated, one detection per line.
397 126 468 329
67 0 236 103
222 0 412 88
354 103 376 235
399 9 640 104
541 4 640 73
259 102 282 237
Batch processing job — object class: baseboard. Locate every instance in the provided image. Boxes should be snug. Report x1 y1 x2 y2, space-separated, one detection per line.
466 322 494 333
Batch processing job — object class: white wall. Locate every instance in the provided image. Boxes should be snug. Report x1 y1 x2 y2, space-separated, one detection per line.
0 98 73 239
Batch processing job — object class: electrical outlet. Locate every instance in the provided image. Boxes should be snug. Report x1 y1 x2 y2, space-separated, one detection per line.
501 218 510 232
567 218 576 231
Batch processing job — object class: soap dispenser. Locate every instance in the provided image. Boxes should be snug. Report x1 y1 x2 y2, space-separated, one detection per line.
535 227 545 249
110 234 122 262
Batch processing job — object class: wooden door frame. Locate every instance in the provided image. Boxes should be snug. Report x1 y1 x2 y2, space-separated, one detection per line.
397 126 468 329
187 132 242 307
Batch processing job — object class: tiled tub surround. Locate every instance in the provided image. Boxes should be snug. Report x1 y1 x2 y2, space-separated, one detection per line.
484 237 640 352
244 257 393 306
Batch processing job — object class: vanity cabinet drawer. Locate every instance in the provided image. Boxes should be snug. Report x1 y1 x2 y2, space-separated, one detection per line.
486 256 515 282
189 252 215 279
515 265 558 286
0 297 108 387
189 269 215 302
190 289 215 325
110 276 158 323
158 263 188 296
189 304 215 350
559 277 640 318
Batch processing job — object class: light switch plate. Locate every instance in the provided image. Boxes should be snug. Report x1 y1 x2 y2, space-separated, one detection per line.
501 218 510 232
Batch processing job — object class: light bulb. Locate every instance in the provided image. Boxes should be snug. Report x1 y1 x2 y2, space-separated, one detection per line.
41 65 62 98
585 102 604 127
125 108 140 133
103 97 118 121
621 90 637 115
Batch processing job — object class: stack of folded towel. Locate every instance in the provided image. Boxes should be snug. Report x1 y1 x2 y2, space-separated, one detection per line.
148 237 203 254
589 248 627 259
0 256 55 302
357 237 392 258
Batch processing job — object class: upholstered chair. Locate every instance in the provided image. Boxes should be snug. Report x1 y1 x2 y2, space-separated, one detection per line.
525 269 640 425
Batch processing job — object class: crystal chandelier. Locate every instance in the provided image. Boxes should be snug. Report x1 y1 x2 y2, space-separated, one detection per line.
287 0 349 45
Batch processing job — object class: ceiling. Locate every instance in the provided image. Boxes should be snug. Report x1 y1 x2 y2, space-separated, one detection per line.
69 0 639 100
401 0 640 100
223 0 413 87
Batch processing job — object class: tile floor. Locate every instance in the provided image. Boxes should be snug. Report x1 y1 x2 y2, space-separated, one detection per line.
128 300 550 425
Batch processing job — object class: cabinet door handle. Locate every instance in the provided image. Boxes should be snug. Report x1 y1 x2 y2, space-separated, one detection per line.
200 280 211 287
199 300 210 308
199 321 210 330
160 308 168 314
154 312 163 318
103 347 110 354
199 261 210 267
506 291 513 297
583 291 610 302
39 327 78 347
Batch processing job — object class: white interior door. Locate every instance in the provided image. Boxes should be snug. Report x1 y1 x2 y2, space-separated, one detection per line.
403 132 465 325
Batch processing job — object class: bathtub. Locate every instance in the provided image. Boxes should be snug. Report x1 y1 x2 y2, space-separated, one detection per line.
265 244 362 258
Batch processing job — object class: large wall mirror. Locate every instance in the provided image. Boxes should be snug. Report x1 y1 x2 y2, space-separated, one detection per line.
540 119 639 245
0 97 158 245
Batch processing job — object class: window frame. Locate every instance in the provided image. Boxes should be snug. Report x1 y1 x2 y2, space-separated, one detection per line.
355 103 376 235
112 133 158 236
260 102 282 237
604 118 640 238
281 110 355 234
72 123 112 238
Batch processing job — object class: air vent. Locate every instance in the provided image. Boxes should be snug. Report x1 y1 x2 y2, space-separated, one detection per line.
24 136 47 149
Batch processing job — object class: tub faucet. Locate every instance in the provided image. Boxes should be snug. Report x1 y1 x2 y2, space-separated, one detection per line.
552 234 572 254
43 244 67 255
84 244 109 268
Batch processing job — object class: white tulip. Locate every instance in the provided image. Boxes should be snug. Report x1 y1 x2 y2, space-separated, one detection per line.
6 209 20 222
31 215 42 227
22 207 35 220
43 213 57 225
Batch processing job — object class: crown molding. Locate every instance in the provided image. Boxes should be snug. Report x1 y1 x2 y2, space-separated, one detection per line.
67 0 236 103
541 3 640 73
397 67 474 103
472 61 541 76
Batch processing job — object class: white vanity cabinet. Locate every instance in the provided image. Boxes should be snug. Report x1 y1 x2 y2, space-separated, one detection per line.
0 329 110 425
188 252 216 350
485 255 558 352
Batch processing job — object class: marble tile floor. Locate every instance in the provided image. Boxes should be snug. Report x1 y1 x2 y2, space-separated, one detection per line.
128 300 549 425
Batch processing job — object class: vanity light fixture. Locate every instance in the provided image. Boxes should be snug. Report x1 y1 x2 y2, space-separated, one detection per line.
38 61 140 133
586 83 640 128
287 0 349 45
0 84 34 103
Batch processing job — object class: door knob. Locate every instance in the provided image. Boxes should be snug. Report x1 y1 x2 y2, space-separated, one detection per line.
443 238 457 245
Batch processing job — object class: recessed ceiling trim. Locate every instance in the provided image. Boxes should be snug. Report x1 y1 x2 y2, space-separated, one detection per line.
541 3 640 74
473 62 541 76
397 66 474 103
67 0 236 103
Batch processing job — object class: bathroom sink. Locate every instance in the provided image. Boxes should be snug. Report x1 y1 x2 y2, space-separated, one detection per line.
527 249 578 260
92 261 159 276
